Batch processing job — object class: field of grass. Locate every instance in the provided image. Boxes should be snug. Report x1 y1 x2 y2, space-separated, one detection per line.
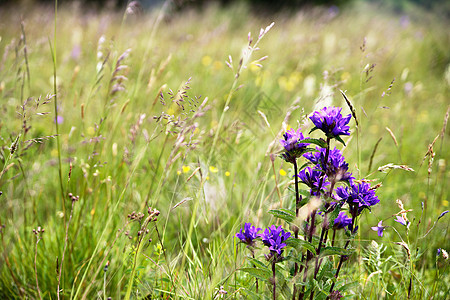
0 1 449 299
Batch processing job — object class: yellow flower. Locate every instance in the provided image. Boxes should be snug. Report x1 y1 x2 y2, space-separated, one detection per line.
225 171 231 177
289 71 302 85
201 55 212 66
279 169 287 176
213 61 223 70
285 81 295 92
209 166 219 173
182 165 191 173
177 170 181 175
443 200 449 207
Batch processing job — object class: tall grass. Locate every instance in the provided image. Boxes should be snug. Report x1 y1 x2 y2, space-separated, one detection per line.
0 1 448 298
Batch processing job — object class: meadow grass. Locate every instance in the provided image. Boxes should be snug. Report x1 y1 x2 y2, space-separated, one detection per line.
0 1 448 299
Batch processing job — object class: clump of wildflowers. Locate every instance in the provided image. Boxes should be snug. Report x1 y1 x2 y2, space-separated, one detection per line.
235 223 291 298
310 106 351 139
236 102 384 299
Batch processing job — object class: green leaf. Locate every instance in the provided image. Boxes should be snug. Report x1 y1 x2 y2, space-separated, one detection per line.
297 162 311 171
312 278 323 293
316 260 334 281
320 247 354 257
308 127 320 135
299 189 312 197
329 204 343 225
334 135 347 146
280 280 293 299
240 267 272 281
299 137 327 148
284 252 306 267
247 257 269 269
339 281 359 293
286 238 316 255
268 208 295 223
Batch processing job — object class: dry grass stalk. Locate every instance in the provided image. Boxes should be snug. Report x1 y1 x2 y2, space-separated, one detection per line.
367 137 382 173
378 163 414 173
340 90 359 126
385 127 398 147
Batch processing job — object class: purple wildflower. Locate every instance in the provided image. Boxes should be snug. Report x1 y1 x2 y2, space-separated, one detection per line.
304 147 353 183
280 128 309 163
236 223 261 246
334 212 352 230
371 220 386 237
260 225 291 256
54 115 64 124
303 149 321 165
335 181 380 215
437 248 441 257
394 216 407 226
310 106 351 138
297 167 329 196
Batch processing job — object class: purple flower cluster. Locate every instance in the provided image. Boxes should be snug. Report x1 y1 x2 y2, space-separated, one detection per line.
304 147 353 184
235 223 261 246
280 128 309 163
236 224 291 256
260 225 291 255
336 181 380 215
333 212 352 230
297 167 329 196
309 106 351 138
280 128 308 152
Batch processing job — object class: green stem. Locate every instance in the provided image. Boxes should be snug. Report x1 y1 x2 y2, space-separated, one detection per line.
124 218 154 300
155 224 175 296
328 210 356 296
251 252 259 293
103 268 107 300
50 0 66 225
272 260 276 300
293 160 300 300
